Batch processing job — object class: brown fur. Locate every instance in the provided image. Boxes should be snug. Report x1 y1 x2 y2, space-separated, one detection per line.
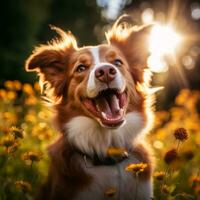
35 136 92 200
25 16 154 200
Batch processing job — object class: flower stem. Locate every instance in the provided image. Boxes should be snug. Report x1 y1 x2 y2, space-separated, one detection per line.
134 172 139 200
176 140 181 152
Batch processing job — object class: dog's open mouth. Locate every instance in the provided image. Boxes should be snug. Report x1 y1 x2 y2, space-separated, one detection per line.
82 89 127 128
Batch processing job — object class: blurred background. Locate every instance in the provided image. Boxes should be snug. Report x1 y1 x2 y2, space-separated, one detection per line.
0 1 200 199
1 0 200 109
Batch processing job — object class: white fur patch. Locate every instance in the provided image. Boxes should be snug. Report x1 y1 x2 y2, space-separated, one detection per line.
90 46 100 65
73 153 152 200
87 47 126 98
66 112 145 156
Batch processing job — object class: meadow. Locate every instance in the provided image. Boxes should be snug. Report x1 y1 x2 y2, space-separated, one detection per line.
0 80 200 200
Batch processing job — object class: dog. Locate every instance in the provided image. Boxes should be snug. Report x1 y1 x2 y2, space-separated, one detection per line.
25 15 154 200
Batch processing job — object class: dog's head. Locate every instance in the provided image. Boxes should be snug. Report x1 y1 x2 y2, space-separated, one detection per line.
25 16 155 156
25 18 152 130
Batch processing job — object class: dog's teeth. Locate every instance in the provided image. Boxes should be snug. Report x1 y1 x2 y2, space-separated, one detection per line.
101 112 107 119
102 112 122 121
96 105 101 112
119 108 124 115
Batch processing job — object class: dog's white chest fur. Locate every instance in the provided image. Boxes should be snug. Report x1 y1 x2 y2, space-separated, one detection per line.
65 111 152 200
73 153 152 200
66 112 145 157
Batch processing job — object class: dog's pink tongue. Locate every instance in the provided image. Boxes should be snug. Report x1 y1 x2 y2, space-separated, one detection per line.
96 97 111 116
109 94 120 114
95 94 120 117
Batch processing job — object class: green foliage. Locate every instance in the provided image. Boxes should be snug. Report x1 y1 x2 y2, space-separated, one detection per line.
40 0 103 46
0 0 52 83
0 81 56 200
0 0 104 83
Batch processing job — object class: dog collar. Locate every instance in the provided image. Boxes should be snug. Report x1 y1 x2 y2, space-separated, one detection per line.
83 151 129 167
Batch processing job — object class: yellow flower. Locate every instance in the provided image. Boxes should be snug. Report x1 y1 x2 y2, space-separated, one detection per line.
34 82 41 91
1 135 15 148
25 95 38 105
38 111 48 119
4 80 14 90
31 123 53 140
125 163 148 173
13 80 22 90
2 112 18 124
7 91 17 100
21 151 43 165
190 175 200 188
10 126 24 139
153 171 165 181
175 89 190 106
15 180 32 193
4 80 22 90
22 83 34 95
107 147 128 158
162 184 170 194
0 89 7 99
25 113 37 123
104 187 117 197
7 141 20 154
0 125 10 134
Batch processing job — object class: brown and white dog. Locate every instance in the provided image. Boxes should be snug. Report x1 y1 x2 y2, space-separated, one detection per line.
25 16 154 200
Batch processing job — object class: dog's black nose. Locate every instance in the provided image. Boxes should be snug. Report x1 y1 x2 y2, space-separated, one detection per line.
95 66 117 83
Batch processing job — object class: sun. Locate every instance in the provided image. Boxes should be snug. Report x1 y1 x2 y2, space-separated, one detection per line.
148 24 182 72
149 24 181 55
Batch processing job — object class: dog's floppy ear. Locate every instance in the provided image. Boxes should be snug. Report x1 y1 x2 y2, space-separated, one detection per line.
25 27 77 100
106 15 153 83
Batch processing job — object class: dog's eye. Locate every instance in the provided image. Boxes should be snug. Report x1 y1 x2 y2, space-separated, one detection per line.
114 59 123 67
76 64 87 73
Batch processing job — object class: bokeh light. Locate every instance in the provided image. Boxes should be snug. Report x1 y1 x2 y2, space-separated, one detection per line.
97 0 131 20
182 55 195 70
153 140 164 149
141 8 154 24
147 55 168 73
148 24 182 73
191 2 200 20
149 25 181 56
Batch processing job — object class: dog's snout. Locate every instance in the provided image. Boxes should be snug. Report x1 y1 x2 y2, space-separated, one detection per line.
95 66 117 83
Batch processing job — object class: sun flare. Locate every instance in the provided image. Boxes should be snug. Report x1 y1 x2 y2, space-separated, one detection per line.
149 24 181 55
148 24 182 73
